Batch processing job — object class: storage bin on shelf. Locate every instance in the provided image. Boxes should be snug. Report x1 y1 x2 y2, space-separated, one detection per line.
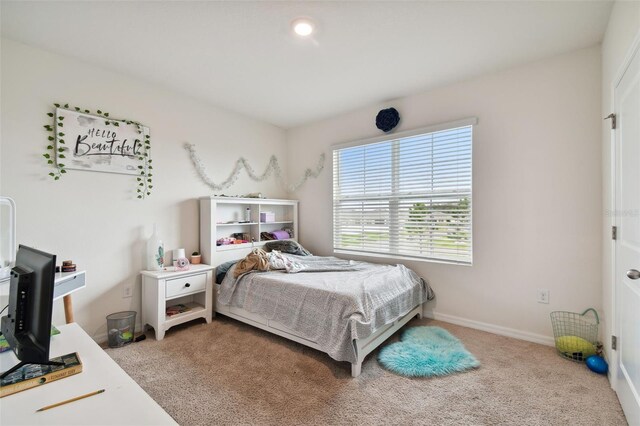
260 211 275 223
550 308 599 362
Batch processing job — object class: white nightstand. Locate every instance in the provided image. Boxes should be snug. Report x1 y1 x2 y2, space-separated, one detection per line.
141 264 214 340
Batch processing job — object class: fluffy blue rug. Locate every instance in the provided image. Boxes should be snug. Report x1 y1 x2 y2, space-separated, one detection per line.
378 326 480 377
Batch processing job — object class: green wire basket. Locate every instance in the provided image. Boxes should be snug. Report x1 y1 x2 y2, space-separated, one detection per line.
550 308 599 362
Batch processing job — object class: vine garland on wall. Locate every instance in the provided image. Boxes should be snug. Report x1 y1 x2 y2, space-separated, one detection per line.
184 143 324 193
43 103 153 199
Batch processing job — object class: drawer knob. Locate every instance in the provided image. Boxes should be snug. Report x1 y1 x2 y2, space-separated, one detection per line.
185 283 191 288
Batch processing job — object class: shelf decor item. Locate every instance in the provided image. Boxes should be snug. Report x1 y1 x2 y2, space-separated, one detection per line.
61 260 76 272
175 257 190 272
260 211 275 223
146 224 165 271
43 104 153 199
191 252 201 264
172 248 186 265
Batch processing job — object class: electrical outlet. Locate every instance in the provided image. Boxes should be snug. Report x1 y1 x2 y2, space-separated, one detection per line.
123 285 133 298
537 289 550 304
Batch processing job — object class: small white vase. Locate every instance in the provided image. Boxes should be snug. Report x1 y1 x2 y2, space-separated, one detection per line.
146 224 164 271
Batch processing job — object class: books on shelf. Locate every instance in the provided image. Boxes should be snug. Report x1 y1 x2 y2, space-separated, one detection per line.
166 304 191 317
0 352 83 398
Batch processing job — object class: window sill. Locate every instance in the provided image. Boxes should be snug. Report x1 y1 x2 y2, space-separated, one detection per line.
333 249 472 267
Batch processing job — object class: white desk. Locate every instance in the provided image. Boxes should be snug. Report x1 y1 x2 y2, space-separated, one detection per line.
1 270 86 324
54 270 86 324
0 323 176 425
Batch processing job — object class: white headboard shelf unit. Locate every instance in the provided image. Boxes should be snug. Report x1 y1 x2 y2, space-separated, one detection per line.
200 197 299 266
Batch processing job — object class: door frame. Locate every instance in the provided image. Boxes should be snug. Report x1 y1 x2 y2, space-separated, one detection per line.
609 29 640 391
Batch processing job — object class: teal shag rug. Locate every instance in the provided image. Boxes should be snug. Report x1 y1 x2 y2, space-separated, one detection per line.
378 326 480 377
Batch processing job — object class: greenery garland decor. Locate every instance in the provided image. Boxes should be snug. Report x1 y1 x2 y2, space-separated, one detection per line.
43 103 153 199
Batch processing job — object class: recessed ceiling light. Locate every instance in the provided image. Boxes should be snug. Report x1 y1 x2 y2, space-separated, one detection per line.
292 18 314 37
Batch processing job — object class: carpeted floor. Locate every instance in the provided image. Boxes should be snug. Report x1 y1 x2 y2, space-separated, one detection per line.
105 316 627 425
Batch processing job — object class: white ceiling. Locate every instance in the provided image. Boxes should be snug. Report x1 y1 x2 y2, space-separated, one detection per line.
1 1 613 129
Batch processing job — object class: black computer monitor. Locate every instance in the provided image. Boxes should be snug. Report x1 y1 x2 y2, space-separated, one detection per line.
0 245 60 379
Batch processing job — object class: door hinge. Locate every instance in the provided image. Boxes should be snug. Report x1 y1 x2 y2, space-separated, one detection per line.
612 226 617 240
612 335 617 350
604 113 616 130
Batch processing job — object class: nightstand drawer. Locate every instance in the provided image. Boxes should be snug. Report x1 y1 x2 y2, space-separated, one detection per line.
165 273 206 299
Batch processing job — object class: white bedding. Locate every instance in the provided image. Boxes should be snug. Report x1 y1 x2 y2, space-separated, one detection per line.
218 255 430 363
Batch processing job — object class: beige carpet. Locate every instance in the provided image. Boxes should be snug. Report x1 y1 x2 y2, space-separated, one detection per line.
105 316 626 425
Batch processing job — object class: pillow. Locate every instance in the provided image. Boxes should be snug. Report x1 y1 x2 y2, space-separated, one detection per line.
215 260 238 284
263 240 312 256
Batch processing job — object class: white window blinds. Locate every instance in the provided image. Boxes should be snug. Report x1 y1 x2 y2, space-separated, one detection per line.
333 121 473 264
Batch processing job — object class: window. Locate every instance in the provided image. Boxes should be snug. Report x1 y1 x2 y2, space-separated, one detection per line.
332 119 474 265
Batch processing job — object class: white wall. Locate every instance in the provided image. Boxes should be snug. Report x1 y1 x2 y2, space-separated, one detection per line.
0 36 609 346
287 46 603 343
0 39 288 338
601 1 640 363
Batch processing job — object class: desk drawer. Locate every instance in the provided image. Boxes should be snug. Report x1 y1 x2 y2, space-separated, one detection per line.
166 273 206 299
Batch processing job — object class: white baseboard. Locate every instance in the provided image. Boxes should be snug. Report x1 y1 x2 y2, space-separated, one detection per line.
92 315 555 348
423 310 555 347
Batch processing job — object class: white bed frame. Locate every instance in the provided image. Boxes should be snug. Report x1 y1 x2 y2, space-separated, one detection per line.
214 280 423 377
201 197 423 377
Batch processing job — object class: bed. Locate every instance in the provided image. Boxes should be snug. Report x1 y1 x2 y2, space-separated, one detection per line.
213 251 432 377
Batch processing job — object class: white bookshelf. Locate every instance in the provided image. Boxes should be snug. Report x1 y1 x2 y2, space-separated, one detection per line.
200 197 299 265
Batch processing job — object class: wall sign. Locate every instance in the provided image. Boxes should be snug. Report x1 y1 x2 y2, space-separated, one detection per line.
43 103 153 199
56 108 149 175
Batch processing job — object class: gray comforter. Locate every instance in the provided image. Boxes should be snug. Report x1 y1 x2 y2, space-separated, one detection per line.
219 255 432 363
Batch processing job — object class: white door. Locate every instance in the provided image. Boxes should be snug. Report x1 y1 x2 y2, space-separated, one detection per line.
614 36 640 425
